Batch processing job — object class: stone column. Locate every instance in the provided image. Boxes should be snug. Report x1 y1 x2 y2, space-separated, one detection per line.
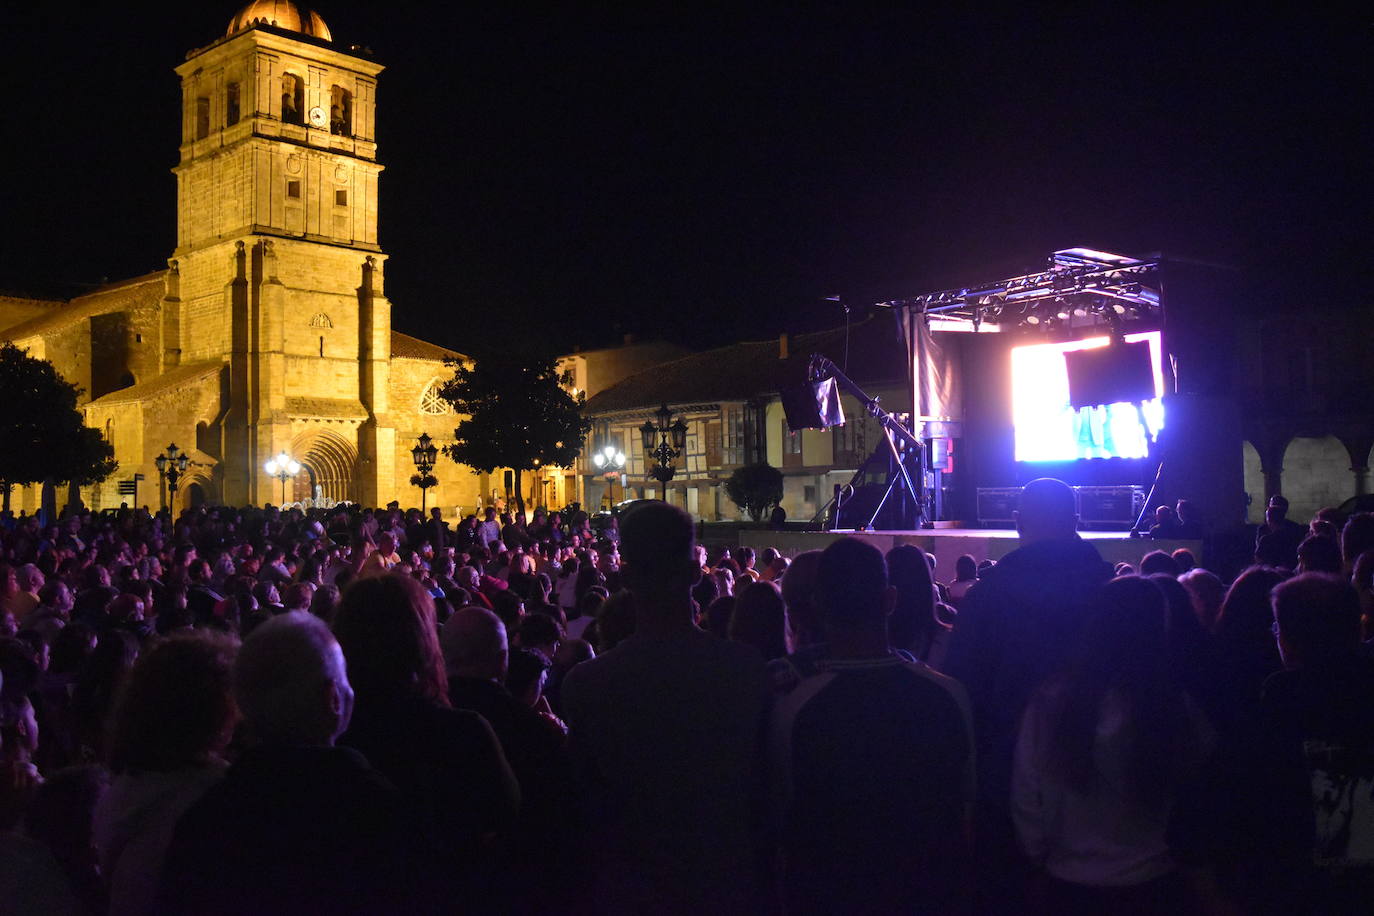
1339 434 1374 498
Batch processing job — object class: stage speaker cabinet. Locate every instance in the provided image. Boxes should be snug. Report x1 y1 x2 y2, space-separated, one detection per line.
781 376 845 431
1076 486 1145 528
976 487 1021 527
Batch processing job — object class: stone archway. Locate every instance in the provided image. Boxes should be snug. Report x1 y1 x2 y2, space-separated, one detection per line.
291 428 358 503
178 474 213 512
292 465 317 503
1280 436 1352 522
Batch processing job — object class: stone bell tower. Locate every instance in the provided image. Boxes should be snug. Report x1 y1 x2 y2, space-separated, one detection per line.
166 1 395 506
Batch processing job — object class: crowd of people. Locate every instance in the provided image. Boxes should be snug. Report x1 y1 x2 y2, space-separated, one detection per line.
0 483 1371 914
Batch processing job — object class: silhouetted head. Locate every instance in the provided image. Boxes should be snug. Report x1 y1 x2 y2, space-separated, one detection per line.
619 502 699 602
235 612 353 747
1272 572 1361 669
1016 478 1078 542
818 537 893 636
441 606 508 682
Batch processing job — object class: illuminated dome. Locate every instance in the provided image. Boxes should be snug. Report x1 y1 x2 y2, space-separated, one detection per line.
227 1 332 41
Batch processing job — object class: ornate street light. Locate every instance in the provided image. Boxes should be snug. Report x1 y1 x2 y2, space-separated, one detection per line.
153 443 190 512
592 442 626 508
264 450 301 505
640 404 689 501
410 432 439 512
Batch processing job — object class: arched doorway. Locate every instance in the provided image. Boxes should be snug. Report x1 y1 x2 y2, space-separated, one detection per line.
291 429 358 503
177 475 212 512
1280 436 1351 522
292 465 317 504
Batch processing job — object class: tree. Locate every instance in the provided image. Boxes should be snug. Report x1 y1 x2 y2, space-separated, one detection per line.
724 462 784 522
0 343 117 510
439 347 591 518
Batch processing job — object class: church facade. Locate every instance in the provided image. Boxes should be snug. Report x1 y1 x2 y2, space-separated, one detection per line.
0 2 486 514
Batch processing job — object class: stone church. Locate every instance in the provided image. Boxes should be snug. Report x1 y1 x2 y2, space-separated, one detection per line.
0 1 484 514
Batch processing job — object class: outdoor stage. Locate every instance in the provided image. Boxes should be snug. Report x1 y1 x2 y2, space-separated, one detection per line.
738 527 1201 573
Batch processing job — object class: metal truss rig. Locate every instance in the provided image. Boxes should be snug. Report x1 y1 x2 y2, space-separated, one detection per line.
880 248 1162 331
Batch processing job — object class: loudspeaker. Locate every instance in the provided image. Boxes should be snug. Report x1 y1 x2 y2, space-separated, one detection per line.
1064 340 1154 408
781 377 846 431
1154 393 1246 528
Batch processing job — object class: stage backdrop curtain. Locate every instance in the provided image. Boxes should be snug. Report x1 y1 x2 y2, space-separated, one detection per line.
899 306 963 437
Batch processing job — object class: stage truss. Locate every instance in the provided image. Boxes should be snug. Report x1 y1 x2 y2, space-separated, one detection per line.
879 248 1162 332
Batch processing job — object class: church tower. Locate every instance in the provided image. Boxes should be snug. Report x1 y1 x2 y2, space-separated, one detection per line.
169 1 394 506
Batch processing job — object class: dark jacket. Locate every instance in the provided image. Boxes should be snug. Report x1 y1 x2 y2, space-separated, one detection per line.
158 744 439 916
943 535 1112 811
1173 655 1374 913
338 691 520 862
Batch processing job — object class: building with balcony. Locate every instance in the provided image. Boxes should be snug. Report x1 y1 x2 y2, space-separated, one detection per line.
580 320 908 521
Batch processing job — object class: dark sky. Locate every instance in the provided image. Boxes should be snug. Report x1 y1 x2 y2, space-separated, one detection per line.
2 4 1368 352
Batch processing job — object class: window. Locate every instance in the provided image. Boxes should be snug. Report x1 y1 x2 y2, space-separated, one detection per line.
782 420 803 468
419 379 450 415
330 85 353 136
319 336 324 358
834 414 868 467
226 82 240 125
334 189 348 207
704 421 723 468
722 406 746 466
804 485 818 504
195 97 210 139
134 333 143 343
281 73 304 125
286 180 301 199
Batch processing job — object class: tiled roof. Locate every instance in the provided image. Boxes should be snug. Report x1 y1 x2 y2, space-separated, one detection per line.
391 330 466 362
86 359 224 407
583 318 908 415
3 272 167 341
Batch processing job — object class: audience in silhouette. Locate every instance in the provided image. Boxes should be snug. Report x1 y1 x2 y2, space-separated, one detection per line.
0 489 1371 914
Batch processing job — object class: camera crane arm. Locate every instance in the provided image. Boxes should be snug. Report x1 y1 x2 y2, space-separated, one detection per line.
808 353 925 530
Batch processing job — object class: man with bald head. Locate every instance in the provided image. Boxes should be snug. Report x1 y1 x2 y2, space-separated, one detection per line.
443 603 566 897
444 604 559 773
160 613 434 914
943 477 1112 900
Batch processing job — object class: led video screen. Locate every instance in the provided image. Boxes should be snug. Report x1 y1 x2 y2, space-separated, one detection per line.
1011 331 1165 462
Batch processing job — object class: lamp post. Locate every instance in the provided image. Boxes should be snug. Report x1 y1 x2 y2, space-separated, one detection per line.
592 443 626 509
410 432 439 512
640 404 689 502
153 443 190 512
264 451 301 506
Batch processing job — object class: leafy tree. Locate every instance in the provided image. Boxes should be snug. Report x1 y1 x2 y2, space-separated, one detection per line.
439 348 591 518
0 343 117 509
724 462 784 521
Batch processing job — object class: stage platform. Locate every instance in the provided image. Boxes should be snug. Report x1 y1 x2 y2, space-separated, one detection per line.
737 528 1201 573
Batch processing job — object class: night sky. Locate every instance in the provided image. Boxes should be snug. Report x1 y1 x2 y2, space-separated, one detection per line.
1 4 1368 353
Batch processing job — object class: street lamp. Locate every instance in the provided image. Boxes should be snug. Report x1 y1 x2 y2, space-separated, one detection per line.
410 432 439 512
640 404 689 501
153 443 190 512
264 451 301 505
592 443 626 508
